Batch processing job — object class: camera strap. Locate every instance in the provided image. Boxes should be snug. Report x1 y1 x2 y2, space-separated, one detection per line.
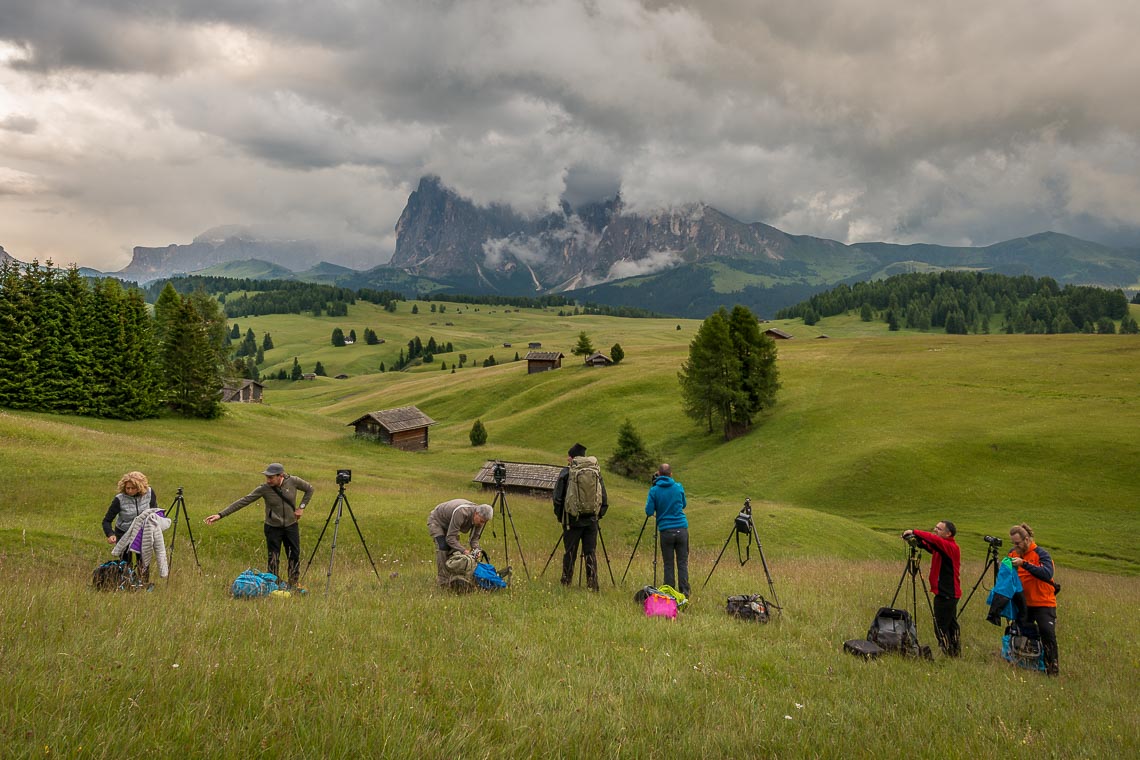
272 483 296 513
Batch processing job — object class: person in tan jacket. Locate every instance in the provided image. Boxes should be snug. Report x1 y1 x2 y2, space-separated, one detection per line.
205 463 314 587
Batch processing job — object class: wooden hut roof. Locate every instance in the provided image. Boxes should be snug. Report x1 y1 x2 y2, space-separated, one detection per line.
526 351 564 361
472 461 563 490
347 405 437 432
764 328 794 339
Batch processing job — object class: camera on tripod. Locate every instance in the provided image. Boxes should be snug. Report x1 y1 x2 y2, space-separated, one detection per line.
983 535 1003 548
492 460 507 485
336 469 352 485
734 498 753 534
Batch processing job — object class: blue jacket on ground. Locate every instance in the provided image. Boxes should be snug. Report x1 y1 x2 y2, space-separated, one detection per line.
645 476 687 531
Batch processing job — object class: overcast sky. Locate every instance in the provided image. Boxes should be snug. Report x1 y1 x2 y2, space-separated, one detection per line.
3 0 1140 271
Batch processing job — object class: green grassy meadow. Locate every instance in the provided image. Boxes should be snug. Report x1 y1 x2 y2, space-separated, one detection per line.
2 300 1138 758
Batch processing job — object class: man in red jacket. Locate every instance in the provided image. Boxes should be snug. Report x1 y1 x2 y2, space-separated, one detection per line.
902 521 961 657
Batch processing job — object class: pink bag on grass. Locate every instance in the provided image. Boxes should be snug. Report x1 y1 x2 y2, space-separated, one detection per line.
644 593 678 619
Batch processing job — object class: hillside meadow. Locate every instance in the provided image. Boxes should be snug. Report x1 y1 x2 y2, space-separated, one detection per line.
1 300 1138 757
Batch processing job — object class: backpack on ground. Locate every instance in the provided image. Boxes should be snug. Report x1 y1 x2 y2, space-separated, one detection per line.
473 562 508 590
634 586 660 604
726 594 771 622
644 593 678 619
92 559 137 591
231 569 280 598
1002 622 1045 671
564 456 603 519
867 607 930 658
843 639 884 659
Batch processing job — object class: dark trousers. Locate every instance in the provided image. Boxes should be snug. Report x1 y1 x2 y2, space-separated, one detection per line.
933 595 961 656
265 523 301 586
1025 605 1059 674
562 521 599 590
660 528 690 596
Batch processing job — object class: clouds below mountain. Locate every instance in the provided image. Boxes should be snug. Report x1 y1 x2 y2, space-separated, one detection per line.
2 0 1140 269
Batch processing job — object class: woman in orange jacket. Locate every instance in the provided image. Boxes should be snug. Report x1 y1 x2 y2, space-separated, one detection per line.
1009 523 1059 675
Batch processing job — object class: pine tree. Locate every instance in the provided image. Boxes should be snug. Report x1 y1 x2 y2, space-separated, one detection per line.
314 361 327 376
610 343 624 364
230 323 241 339
572 331 594 357
291 357 303 380
0 261 39 409
332 328 345 347
678 310 739 437
349 329 357 343
411 304 419 314
162 293 225 419
262 332 274 350
607 419 654 479
469 419 488 447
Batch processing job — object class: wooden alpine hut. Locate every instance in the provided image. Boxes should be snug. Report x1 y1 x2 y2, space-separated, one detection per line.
347 405 437 451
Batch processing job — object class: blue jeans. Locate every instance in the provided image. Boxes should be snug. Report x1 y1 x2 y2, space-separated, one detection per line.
660 528 690 596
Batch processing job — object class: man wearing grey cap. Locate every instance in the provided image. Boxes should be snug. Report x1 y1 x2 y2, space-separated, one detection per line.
427 499 493 588
205 463 315 587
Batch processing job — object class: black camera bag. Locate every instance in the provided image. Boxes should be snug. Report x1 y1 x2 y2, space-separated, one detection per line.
867 607 923 656
843 639 883 659
726 594 771 622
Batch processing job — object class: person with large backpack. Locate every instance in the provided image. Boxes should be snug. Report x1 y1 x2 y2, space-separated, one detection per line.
552 443 608 590
101 471 159 583
645 463 690 596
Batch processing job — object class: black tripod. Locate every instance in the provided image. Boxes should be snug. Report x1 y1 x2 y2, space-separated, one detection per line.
302 478 381 593
540 516 616 587
620 514 657 587
957 539 1003 619
166 487 202 573
703 499 781 612
488 479 530 584
891 543 942 653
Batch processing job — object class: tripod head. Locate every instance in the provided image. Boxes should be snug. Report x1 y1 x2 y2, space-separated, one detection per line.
734 498 753 534
176 486 184 497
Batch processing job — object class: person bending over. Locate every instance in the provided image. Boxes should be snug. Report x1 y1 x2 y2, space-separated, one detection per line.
427 499 493 588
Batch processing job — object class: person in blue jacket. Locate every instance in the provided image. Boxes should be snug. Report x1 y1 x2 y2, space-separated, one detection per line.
645 463 689 596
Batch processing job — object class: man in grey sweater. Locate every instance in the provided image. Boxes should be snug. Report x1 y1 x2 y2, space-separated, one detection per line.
205 463 315 587
427 499 493 587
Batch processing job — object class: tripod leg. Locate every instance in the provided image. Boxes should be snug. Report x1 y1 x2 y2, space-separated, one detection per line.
540 533 564 577
653 526 658 588
752 524 781 611
701 528 736 589
176 495 202 571
502 497 530 580
340 495 382 583
621 514 650 585
597 523 616 587
301 499 339 582
167 499 180 571
326 495 346 593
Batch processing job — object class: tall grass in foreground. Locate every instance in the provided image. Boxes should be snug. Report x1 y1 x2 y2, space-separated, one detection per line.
1 553 1136 758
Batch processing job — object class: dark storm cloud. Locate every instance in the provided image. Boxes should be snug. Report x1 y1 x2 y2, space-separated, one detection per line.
1 0 1139 270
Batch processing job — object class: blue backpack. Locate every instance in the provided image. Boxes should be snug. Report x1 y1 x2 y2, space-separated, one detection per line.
231 569 280 598
473 562 507 590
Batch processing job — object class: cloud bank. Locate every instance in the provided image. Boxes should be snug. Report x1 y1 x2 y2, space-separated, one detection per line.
2 0 1139 270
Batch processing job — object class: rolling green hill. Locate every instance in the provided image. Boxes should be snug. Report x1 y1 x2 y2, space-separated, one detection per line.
5 299 1138 572
3 301 1139 757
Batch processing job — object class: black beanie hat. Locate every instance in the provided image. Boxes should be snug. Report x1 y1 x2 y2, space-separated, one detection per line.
568 443 587 458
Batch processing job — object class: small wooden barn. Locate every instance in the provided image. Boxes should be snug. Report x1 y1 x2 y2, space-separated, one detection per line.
347 405 437 451
526 351 564 374
584 351 613 367
764 328 794 340
221 379 264 403
472 461 563 497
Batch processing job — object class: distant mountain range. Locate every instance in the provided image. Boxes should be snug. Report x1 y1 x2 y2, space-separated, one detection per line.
7 177 1140 317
